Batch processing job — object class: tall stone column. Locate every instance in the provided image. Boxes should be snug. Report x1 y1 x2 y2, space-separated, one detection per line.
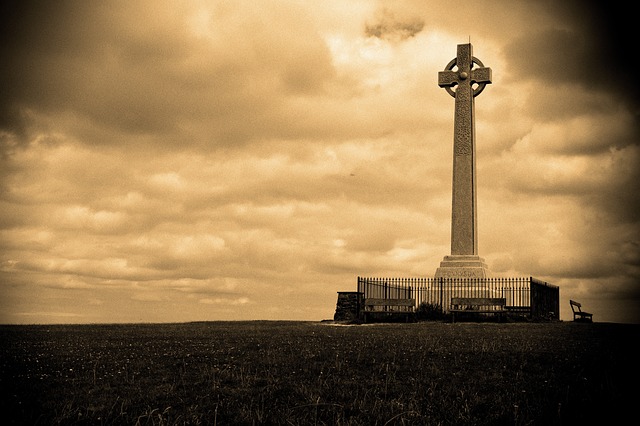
435 44 491 279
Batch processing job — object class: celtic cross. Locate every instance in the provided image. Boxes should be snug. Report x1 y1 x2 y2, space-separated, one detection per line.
438 44 492 99
438 44 491 257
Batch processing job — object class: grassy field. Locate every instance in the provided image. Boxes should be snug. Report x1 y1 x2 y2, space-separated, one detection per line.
1 321 638 425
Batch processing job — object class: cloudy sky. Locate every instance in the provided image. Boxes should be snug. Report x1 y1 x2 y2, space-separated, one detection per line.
1 0 638 324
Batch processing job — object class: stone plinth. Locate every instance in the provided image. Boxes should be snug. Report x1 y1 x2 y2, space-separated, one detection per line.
333 292 363 321
434 255 491 279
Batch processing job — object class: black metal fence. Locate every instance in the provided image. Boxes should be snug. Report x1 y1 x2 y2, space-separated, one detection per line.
530 277 560 320
356 276 559 319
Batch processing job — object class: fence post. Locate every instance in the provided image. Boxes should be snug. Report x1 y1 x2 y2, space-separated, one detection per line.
439 277 444 313
529 276 534 318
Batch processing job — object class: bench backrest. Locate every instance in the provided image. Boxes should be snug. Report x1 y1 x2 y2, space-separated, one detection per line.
451 297 506 306
364 298 415 307
570 300 582 313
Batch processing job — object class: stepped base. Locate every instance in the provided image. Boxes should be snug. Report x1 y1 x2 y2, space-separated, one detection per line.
434 255 491 279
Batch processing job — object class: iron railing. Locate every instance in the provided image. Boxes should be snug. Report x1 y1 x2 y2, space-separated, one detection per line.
356 276 559 319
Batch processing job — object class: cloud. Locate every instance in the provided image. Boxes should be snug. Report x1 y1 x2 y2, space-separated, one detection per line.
503 1 639 115
0 0 336 151
199 297 250 305
364 8 424 41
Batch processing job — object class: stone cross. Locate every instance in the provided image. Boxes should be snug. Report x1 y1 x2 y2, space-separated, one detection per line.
435 44 492 278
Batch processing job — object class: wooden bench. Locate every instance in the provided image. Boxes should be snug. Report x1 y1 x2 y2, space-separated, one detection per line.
450 297 506 322
570 300 593 322
363 298 416 323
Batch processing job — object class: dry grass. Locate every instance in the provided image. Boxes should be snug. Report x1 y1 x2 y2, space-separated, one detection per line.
1 321 638 425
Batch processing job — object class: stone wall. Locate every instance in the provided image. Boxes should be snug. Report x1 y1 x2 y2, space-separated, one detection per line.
333 292 363 321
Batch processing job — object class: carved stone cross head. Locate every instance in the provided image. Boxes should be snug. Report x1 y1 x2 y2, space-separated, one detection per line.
438 44 492 98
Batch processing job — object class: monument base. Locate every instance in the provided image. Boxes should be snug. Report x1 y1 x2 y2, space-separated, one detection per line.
434 255 491 279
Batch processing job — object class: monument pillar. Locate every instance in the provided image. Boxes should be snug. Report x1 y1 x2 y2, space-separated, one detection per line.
435 43 492 279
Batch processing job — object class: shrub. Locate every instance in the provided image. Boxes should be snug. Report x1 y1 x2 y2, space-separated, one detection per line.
416 301 446 321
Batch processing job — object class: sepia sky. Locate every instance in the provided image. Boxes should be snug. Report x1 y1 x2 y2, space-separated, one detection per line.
1 0 638 324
